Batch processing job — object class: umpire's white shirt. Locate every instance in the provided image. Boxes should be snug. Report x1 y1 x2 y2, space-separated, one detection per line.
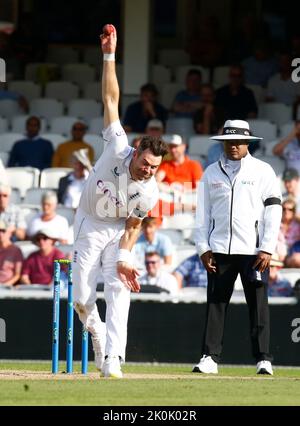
79 120 159 222
194 152 282 256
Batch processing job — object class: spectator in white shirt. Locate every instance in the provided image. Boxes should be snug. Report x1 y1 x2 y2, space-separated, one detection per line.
57 149 92 209
26 191 69 244
0 183 26 241
139 251 179 295
266 52 300 106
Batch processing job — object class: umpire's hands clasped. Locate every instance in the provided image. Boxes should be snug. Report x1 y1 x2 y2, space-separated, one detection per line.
117 261 140 292
252 251 272 273
201 250 217 273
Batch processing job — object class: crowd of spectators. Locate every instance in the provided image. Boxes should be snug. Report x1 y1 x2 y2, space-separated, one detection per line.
1 18 300 298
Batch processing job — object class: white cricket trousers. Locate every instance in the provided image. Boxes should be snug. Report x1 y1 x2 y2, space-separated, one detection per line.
72 208 130 361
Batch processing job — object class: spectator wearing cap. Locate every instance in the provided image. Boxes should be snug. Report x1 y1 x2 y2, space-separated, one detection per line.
139 252 179 295
268 254 293 297
8 116 53 170
273 122 300 175
26 191 69 244
133 217 174 272
0 183 26 240
57 149 92 209
123 83 168 133
20 228 65 285
52 121 94 168
171 69 202 119
145 119 164 138
156 134 203 210
282 168 300 215
0 219 23 287
173 254 207 288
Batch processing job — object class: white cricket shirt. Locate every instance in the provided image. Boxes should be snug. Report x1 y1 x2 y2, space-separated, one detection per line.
79 121 159 222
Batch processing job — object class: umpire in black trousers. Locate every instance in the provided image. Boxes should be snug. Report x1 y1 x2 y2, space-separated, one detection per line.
193 120 282 375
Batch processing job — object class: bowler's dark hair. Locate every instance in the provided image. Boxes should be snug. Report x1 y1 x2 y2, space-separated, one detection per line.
137 135 168 158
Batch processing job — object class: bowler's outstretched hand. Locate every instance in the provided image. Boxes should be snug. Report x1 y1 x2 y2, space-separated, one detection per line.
117 261 141 292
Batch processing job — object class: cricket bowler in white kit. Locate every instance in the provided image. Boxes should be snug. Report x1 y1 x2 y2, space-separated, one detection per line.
72 25 168 378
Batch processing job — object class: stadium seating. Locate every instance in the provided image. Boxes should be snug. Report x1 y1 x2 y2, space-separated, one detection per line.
56 206 75 225
6 167 40 197
158 49 190 69
83 46 101 67
160 83 184 109
150 65 172 92
49 116 79 136
46 46 80 65
246 84 265 105
280 121 295 138
258 102 292 127
23 187 54 206
10 188 21 204
40 133 67 149
7 81 41 101
84 134 104 159
263 140 279 156
62 64 96 90
0 117 8 133
247 119 277 141
158 229 183 246
11 115 47 133
24 62 59 82
0 132 24 152
88 117 104 135
256 155 285 175
67 99 101 120
172 245 197 269
165 118 195 139
0 151 8 166
45 81 80 106
212 66 230 89
14 241 38 258
40 167 72 189
188 135 213 158
83 82 102 101
30 98 64 121
0 99 22 119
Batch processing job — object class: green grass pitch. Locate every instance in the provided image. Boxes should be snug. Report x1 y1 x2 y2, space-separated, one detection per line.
0 361 300 406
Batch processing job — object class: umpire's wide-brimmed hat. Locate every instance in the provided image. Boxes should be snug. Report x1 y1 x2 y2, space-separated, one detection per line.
210 120 263 141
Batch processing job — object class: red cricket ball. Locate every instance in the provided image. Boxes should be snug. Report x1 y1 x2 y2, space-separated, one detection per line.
103 24 115 35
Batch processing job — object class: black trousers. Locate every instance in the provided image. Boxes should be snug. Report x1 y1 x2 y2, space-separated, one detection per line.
202 254 273 363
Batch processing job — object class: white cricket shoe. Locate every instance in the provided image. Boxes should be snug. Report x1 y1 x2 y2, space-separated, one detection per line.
91 335 105 371
256 360 273 375
102 355 123 378
192 355 218 374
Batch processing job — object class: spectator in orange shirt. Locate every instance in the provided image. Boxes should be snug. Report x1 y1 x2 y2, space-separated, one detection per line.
52 121 94 168
153 134 203 218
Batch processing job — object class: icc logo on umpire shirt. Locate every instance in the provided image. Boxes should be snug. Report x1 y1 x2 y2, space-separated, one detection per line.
0 318 6 343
